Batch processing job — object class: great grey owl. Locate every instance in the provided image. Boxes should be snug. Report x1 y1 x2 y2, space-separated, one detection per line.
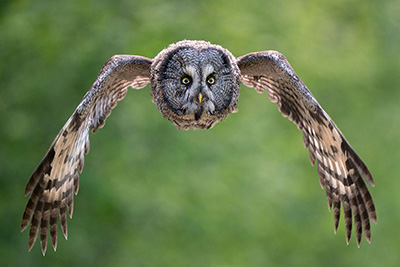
21 40 376 255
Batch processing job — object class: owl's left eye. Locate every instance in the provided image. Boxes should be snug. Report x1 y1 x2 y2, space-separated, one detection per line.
181 76 192 85
207 75 216 85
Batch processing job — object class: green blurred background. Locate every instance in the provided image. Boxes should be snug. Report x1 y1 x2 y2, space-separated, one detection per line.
1 0 399 266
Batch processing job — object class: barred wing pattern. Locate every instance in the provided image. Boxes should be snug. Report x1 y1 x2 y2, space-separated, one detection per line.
237 51 376 246
21 55 152 255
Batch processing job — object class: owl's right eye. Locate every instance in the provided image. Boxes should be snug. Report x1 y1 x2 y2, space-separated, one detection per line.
181 76 192 85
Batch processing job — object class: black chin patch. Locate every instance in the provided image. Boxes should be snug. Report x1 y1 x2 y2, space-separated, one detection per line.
194 109 203 121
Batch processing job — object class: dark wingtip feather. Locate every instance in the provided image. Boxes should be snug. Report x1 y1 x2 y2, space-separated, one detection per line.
28 239 35 252
356 233 361 248
345 226 351 245
368 203 377 224
367 173 375 187
333 201 340 234
40 205 50 256
78 152 84 173
365 230 371 244
50 205 59 251
60 207 68 240
84 135 90 155
371 215 377 224
28 226 38 252
67 197 74 219
51 222 58 251
25 147 56 197
52 238 58 252
357 237 361 248
342 198 352 245
325 187 333 211
21 212 30 232
342 140 375 187
345 212 352 245
40 235 47 256
73 171 80 195
25 172 39 197
359 162 375 187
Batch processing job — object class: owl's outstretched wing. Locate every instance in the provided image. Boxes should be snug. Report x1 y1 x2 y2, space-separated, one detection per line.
21 55 152 255
237 51 376 246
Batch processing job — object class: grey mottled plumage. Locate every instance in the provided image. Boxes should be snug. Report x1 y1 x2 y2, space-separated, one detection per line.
21 40 376 255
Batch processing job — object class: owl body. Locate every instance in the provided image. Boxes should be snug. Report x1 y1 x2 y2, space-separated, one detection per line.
21 40 376 255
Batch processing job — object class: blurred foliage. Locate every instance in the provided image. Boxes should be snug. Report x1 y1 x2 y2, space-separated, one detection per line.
1 0 400 266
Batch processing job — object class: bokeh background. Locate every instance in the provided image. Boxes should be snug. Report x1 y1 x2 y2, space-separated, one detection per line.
1 0 399 266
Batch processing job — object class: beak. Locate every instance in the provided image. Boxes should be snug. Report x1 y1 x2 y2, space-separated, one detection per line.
198 93 203 104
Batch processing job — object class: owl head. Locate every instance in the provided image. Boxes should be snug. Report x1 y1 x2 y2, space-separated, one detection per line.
150 40 241 130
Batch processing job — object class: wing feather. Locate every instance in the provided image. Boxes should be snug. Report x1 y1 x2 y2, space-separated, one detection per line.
21 55 152 255
237 51 376 246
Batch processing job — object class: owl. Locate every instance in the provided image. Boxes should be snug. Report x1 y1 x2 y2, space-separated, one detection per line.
21 40 377 255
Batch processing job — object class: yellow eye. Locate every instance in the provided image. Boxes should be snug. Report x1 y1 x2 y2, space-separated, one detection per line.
207 76 215 85
182 77 191 85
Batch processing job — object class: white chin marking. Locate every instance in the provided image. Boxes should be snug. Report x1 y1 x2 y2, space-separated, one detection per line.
182 102 198 113
205 101 215 113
